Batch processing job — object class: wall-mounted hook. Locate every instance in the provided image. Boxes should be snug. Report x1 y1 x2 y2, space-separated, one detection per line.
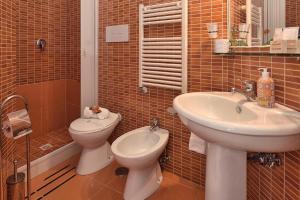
36 39 46 51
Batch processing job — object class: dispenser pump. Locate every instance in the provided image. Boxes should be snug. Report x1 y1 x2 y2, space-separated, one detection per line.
258 68 270 78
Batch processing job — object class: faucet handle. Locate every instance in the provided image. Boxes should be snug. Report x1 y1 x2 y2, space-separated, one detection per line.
150 118 160 128
230 87 237 93
244 80 256 92
239 79 256 92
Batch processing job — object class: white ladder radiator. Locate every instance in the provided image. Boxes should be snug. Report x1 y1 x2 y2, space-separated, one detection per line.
139 0 188 93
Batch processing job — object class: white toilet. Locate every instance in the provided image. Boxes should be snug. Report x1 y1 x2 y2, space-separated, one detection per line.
69 112 121 175
111 126 169 200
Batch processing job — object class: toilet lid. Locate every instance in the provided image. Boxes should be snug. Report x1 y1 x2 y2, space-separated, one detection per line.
70 113 119 133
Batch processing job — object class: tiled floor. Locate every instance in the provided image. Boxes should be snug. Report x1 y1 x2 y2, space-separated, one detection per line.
30 155 205 200
16 128 73 167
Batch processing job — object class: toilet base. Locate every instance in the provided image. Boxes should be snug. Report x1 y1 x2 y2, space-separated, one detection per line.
76 142 113 175
124 162 162 200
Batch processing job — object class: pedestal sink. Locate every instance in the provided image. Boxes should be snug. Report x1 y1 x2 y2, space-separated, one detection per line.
173 92 300 200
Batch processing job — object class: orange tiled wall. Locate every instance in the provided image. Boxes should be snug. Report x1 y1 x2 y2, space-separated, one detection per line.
99 0 300 199
16 80 67 139
1 0 80 199
15 0 81 138
16 0 80 84
228 55 300 199
0 0 17 199
99 0 227 188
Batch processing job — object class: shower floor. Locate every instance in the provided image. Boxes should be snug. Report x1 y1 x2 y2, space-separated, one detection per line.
16 128 73 167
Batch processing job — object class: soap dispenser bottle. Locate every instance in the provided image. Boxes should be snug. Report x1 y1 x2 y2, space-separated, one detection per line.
257 68 275 108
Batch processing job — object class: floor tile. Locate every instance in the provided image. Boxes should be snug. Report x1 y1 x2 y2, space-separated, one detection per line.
88 161 122 186
30 157 205 200
42 174 104 200
147 172 204 200
106 172 127 193
91 187 123 200
30 156 80 198
16 128 73 167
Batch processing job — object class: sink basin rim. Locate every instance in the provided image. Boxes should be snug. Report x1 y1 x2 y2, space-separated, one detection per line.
173 92 300 136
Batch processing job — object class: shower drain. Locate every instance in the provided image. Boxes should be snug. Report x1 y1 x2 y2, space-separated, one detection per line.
39 143 53 151
115 167 129 177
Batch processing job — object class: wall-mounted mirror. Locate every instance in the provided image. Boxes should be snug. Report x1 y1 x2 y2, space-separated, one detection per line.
228 0 300 47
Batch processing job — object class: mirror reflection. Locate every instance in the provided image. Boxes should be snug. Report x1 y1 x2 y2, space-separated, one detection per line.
229 0 300 47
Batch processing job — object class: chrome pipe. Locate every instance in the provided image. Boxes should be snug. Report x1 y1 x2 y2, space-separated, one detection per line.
0 95 29 128
26 135 31 200
0 95 29 112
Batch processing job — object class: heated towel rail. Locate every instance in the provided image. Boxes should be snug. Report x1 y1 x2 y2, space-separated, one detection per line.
139 0 188 93
246 0 263 46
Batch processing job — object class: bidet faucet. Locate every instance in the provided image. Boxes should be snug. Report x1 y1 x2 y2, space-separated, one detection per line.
231 80 257 102
150 118 160 131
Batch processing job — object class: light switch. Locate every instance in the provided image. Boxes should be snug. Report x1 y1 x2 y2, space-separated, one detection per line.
106 24 129 42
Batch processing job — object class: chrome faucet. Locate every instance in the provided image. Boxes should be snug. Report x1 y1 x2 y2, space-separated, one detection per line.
231 80 257 102
150 118 160 131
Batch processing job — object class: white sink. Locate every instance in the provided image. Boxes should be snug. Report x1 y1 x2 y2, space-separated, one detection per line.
174 92 300 152
173 92 300 200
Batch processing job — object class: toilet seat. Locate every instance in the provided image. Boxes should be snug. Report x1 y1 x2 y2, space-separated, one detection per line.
69 113 119 134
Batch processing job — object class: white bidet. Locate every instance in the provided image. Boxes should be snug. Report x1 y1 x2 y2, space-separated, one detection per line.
111 126 169 200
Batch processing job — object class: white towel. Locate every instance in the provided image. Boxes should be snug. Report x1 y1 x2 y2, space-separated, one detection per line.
83 107 94 118
97 108 110 120
83 107 110 120
189 132 207 155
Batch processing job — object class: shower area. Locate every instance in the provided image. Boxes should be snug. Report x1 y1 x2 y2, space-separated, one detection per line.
0 0 81 198
14 0 81 167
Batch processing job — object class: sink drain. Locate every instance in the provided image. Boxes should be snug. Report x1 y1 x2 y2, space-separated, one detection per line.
115 167 129 177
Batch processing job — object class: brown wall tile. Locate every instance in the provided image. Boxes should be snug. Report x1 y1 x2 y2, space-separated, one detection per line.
99 0 300 199
16 80 81 140
16 0 80 84
1 0 300 199
1 0 80 198
0 0 17 198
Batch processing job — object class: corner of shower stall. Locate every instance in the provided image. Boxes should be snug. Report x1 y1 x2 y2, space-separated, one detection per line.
13 0 81 181
0 0 102 198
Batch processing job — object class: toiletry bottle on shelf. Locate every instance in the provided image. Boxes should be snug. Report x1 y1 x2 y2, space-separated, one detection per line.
257 68 275 108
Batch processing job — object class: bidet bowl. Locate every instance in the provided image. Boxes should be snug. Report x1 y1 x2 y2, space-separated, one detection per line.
111 126 169 169
111 126 169 200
